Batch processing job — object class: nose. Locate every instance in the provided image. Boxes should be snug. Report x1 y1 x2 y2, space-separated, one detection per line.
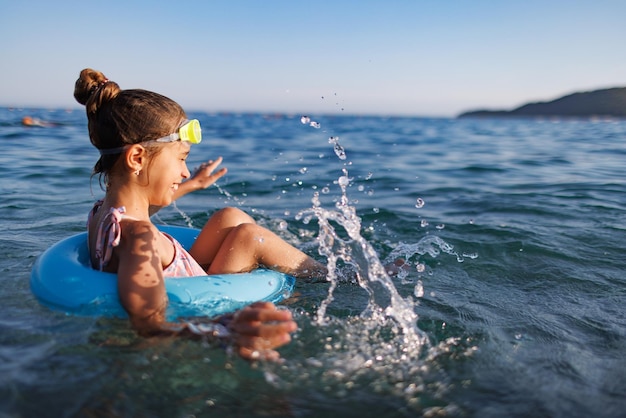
182 162 190 179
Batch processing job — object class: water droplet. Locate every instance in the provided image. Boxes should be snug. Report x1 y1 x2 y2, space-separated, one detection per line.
365 172 373 180
278 221 288 230
436 224 445 230
310 121 321 129
300 116 310 124
373 207 380 213
414 281 424 297
415 198 425 208
299 167 308 174
416 263 426 273
321 186 330 194
334 143 347 160
420 219 429 227
338 175 350 187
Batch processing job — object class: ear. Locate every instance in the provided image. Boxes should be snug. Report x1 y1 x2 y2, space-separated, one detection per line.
124 144 147 174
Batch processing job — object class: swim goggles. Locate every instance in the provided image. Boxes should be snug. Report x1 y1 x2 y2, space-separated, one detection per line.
98 119 202 155
153 119 202 144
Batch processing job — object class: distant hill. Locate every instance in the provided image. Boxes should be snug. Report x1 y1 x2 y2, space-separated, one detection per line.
458 87 626 118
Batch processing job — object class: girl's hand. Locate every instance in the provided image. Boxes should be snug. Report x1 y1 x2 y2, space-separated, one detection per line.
227 302 298 361
186 157 228 192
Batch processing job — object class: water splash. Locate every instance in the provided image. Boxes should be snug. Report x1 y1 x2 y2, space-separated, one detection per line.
212 182 245 206
268 181 474 411
152 201 195 228
385 235 474 264
296 168 427 350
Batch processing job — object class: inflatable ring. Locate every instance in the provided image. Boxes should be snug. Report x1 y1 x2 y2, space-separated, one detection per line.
30 225 295 319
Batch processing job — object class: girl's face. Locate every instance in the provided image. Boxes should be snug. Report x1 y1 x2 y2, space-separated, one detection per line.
146 141 191 207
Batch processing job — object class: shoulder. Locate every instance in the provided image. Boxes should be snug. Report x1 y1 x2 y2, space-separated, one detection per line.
117 220 173 267
120 219 158 241
117 220 163 257
115 221 165 284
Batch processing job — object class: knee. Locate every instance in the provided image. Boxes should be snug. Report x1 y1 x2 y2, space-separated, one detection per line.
231 222 262 239
213 207 256 226
229 222 269 245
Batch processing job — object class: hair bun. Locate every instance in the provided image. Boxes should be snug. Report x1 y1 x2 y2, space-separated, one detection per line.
73 68 119 113
73 69 105 104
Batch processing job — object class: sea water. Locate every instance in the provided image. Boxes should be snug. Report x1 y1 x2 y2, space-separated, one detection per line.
1 107 625 417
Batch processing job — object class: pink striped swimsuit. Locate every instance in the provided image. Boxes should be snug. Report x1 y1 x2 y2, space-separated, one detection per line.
88 201 206 277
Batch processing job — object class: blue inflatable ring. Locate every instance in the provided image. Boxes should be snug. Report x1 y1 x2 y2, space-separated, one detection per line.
30 225 295 319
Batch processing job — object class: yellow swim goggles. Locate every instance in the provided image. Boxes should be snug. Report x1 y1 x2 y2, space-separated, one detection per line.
98 119 202 155
153 119 202 144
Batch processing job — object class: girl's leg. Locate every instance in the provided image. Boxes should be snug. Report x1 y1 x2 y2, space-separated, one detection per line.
189 207 256 267
206 222 326 279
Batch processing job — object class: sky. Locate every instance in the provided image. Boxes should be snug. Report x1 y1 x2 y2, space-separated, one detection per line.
1 0 625 117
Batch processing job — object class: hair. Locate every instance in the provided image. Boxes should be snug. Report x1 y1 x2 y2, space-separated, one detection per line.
73 68 186 187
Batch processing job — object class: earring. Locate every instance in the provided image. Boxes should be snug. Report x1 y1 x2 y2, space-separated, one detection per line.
134 169 140 176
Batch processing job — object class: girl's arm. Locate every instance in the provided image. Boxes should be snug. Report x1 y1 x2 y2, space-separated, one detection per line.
116 221 169 333
115 222 296 360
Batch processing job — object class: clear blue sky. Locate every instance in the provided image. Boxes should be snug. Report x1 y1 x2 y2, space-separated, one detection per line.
1 0 625 117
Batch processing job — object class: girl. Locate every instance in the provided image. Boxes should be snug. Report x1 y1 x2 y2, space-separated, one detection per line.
74 68 326 360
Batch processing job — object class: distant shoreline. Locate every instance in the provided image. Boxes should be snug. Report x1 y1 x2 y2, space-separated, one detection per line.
458 86 626 119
